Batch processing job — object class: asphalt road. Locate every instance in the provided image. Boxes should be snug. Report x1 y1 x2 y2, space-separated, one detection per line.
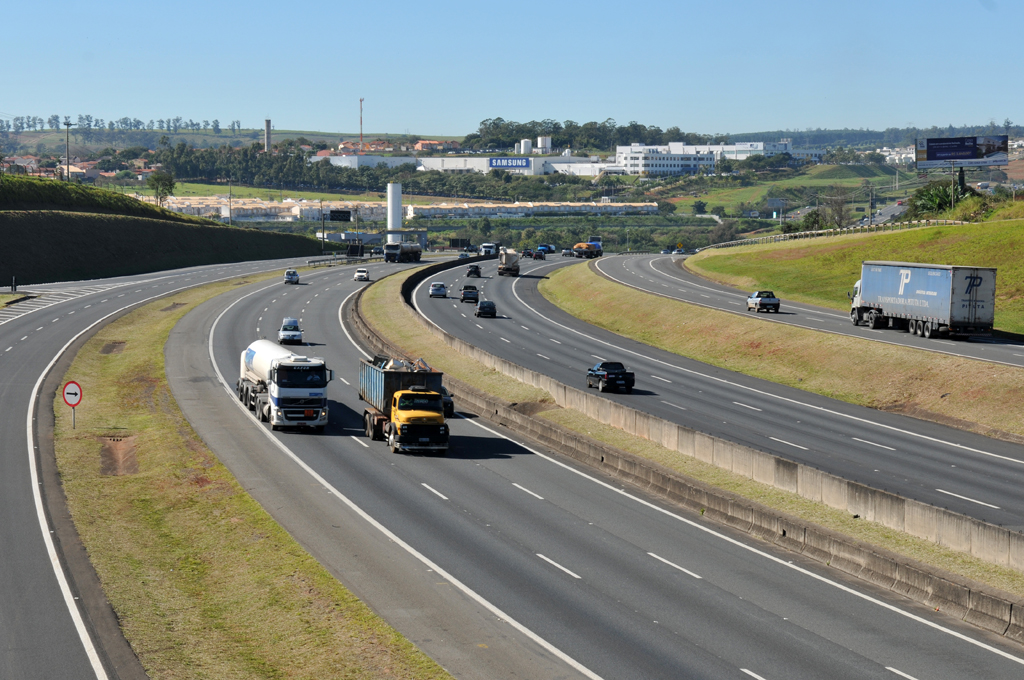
594 254 1024 368
412 257 1024 531
0 257 315 679
164 257 1024 679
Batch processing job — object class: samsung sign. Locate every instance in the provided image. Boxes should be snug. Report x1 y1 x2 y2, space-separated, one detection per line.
489 157 531 169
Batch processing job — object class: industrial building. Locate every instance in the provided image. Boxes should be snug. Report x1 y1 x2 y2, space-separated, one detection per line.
405 200 658 219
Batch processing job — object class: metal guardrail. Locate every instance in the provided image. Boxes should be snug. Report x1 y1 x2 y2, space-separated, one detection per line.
306 254 386 268
702 219 966 251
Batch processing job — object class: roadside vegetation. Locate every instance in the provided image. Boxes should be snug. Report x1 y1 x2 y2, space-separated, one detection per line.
686 220 1024 334
53 276 452 680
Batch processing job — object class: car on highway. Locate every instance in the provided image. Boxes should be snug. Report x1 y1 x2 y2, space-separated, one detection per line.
371 246 384 256
521 249 534 259
458 253 470 259
746 290 781 313
428 282 447 298
460 285 479 303
533 250 545 260
353 268 370 281
466 264 481 277
277 317 303 345
672 248 686 255
474 300 497 318
562 248 574 257
660 249 671 254
283 269 300 285
439 385 455 417
586 361 635 393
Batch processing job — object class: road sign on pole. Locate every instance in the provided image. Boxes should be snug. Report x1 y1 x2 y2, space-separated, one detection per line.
63 381 82 429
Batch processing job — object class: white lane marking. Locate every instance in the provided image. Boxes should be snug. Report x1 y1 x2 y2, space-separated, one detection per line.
476 324 484 329
591 355 606 361
648 552 701 579
660 400 687 410
461 313 466 318
36 327 43 331
509 270 1024 467
20 336 27 341
651 375 672 383
68 310 75 314
741 670 767 680
350 436 369 448
886 668 920 680
84 305 91 309
700 294 710 298
733 402 762 411
458 415 1024 667
935 489 1000 509
550 338 562 344
4 347 11 352
852 437 896 451
422 483 449 500
522 325 530 330
537 554 581 579
501 337 510 343
933 341 956 346
537 354 550 360
769 436 808 451
513 482 544 500
52 318 59 322
328 288 610 679
340 377 350 385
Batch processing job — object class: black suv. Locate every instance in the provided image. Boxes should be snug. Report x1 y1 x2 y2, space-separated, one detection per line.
460 285 479 303
466 265 481 277
475 300 497 318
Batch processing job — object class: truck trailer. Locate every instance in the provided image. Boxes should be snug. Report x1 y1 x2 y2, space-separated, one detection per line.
359 355 449 454
237 340 333 431
497 247 520 276
384 241 422 263
849 261 996 338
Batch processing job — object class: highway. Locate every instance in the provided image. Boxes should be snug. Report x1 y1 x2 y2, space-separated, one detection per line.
170 257 1024 678
411 257 1024 531
0 257 314 680
594 254 1024 368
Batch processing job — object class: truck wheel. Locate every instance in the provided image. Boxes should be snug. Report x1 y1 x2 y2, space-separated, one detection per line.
923 322 933 338
850 310 860 326
364 415 373 439
388 433 399 453
599 380 606 392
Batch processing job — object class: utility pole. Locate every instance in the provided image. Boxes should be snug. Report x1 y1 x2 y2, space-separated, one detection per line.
62 117 76 182
359 98 365 153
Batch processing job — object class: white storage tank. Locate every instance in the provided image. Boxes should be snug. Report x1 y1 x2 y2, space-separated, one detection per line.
520 139 532 155
514 143 521 154
387 183 402 231
537 136 552 152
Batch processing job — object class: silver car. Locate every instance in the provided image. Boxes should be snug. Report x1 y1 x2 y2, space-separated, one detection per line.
283 269 300 285
278 317 303 344
428 282 447 298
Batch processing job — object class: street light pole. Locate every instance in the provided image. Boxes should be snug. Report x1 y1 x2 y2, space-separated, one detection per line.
62 118 76 182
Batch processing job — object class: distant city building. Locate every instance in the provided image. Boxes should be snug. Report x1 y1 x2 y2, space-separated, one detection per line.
414 139 461 152
615 144 716 176
406 200 657 219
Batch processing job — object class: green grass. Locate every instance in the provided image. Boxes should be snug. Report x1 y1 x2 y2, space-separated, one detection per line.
687 220 1024 334
53 277 452 680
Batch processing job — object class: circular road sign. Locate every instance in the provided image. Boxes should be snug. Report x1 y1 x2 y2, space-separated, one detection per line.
63 381 83 408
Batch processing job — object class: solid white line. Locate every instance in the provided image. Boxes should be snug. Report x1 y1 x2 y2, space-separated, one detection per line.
550 338 562 344
648 552 701 579
651 375 672 383
422 483 449 500
660 400 687 410
537 354 550 360
337 289 371 360
852 437 896 451
501 337 510 343
513 482 544 500
886 667 920 680
935 489 1000 509
592 355 606 361
340 378 350 385
769 436 808 451
350 436 369 448
741 670 767 680
732 402 762 411
537 554 581 579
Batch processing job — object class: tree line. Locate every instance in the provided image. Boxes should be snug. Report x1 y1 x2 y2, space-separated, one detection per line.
461 118 730 151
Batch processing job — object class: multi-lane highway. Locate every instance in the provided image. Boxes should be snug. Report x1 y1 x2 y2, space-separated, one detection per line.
595 254 1024 367
411 256 1024 531
7 254 1024 679
0 258 314 680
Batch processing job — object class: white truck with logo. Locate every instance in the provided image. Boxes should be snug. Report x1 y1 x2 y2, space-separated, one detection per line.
237 339 333 431
849 261 997 338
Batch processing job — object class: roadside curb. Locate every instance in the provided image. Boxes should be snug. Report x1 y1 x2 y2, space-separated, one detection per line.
347 259 1024 644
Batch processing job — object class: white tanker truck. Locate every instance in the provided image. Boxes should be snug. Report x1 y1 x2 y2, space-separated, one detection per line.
237 340 333 431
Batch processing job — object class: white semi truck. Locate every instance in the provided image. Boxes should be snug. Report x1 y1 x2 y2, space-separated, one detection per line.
497 247 520 276
237 339 333 431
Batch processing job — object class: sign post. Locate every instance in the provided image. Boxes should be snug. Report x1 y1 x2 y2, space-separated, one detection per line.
63 381 83 429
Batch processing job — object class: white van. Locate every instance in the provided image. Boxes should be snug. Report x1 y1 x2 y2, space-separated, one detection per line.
480 243 497 255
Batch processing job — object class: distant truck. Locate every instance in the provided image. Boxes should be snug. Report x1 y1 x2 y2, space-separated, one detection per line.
237 340 332 431
497 247 520 276
480 242 498 255
849 261 997 338
573 242 603 258
383 241 422 263
359 355 449 454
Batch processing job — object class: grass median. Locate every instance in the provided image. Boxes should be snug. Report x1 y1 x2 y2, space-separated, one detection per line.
363 265 1024 597
54 276 451 680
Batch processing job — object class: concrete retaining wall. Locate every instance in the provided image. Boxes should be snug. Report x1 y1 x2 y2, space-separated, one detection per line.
347 260 1024 642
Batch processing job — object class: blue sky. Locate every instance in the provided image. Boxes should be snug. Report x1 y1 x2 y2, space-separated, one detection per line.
2 0 1020 138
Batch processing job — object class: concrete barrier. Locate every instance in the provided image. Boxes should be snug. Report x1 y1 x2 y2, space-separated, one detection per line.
347 260 1024 643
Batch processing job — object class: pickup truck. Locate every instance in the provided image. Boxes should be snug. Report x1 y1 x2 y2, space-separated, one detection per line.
746 290 780 313
460 285 480 303
586 361 635 393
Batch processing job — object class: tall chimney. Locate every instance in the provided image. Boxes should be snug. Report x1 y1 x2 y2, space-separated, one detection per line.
264 119 271 152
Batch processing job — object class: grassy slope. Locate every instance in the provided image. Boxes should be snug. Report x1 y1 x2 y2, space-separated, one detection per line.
687 221 1024 334
0 210 338 285
54 279 450 679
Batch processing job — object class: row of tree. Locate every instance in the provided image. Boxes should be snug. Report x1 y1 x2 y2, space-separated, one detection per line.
731 120 1018 149
461 118 730 151
0 115 244 137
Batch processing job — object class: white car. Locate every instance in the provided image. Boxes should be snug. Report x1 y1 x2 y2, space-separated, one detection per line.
283 269 300 285
353 268 369 281
428 282 447 298
277 317 303 344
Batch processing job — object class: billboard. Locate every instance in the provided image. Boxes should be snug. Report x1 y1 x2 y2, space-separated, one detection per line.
915 136 1008 169
329 209 352 222
489 157 530 169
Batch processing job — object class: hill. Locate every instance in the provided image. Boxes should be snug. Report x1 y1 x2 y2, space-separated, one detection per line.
687 221 1024 334
0 210 336 285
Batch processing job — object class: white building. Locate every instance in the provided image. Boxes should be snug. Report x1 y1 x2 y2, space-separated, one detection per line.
615 143 717 176
621 140 825 167
313 155 417 170
406 200 657 219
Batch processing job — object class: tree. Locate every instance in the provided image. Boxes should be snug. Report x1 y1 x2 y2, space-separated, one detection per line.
147 170 176 207
212 119 221 134
800 208 826 232
657 200 677 215
710 205 726 218
863 151 886 165
823 185 851 228
47 114 60 130
692 199 707 215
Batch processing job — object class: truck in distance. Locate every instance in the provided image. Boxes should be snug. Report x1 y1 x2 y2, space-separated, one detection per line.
586 361 635 393
573 241 603 258
359 355 449 454
497 247 520 276
384 241 422 263
237 339 332 431
746 291 780 313
849 260 997 339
